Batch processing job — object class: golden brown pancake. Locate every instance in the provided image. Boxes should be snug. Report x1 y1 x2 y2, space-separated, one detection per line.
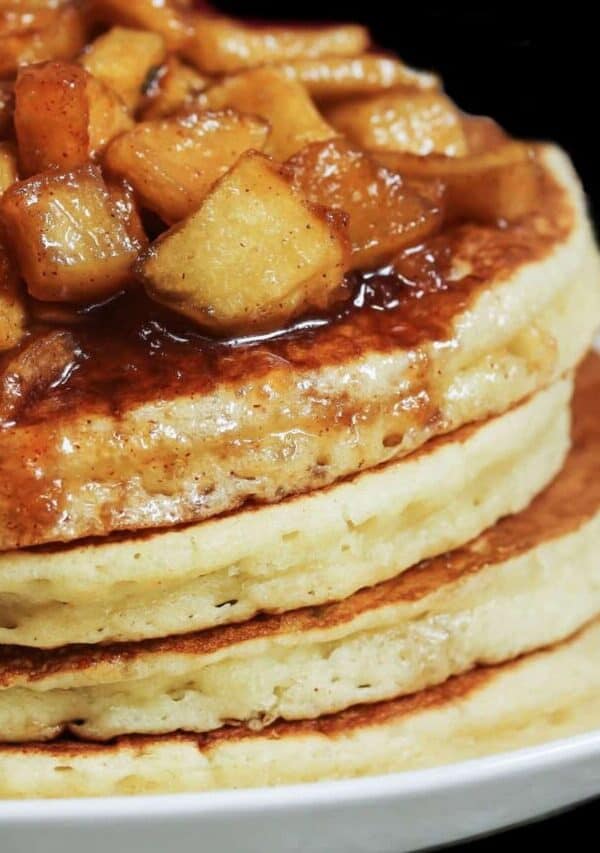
0 368 572 647
0 354 597 742
0 618 598 798
0 145 598 550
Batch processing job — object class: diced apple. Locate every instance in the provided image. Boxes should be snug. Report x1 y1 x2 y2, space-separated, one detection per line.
277 55 439 100
87 74 135 155
87 0 192 51
105 109 270 223
0 82 14 139
14 60 132 176
0 164 141 301
0 142 18 195
0 242 26 351
287 139 444 269
325 90 468 156
0 329 79 421
15 61 89 174
80 26 166 113
182 15 369 74
373 143 541 222
198 68 336 161
106 176 148 250
0 3 88 77
140 57 209 120
137 151 350 334
0 0 59 38
462 114 508 154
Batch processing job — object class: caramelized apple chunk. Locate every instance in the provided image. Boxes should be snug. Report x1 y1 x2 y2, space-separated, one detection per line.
0 2 88 77
140 57 209 120
15 61 90 174
373 142 541 223
0 142 18 195
105 109 270 223
15 60 132 176
0 165 141 302
462 114 508 154
86 74 135 155
287 138 444 269
182 15 370 74
0 329 79 421
0 242 26 351
277 55 439 100
0 82 14 140
106 176 148 251
80 26 166 113
0 0 60 37
198 68 336 161
325 90 468 156
137 151 351 334
87 0 191 51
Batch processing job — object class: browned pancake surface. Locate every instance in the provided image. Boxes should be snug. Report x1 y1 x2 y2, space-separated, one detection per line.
1 352 598 688
7 618 594 759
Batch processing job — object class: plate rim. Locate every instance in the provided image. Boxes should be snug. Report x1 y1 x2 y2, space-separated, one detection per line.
1 728 599 823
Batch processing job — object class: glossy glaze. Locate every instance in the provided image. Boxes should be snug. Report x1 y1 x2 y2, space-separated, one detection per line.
0 164 568 430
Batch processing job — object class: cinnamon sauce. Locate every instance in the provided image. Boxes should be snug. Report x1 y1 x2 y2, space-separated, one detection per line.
0 166 569 430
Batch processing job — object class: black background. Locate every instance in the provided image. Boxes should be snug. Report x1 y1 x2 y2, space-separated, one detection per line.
221 2 596 848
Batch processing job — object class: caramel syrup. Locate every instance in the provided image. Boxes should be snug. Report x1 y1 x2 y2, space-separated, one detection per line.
0 162 568 430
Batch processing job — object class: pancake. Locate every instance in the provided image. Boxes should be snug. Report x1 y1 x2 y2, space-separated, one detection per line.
0 370 573 647
0 618 598 799
0 145 599 551
0 354 598 741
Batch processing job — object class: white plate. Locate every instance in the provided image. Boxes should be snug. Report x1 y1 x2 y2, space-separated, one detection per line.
1 729 599 853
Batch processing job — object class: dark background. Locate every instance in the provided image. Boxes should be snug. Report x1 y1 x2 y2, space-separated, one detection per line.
222 1 597 220
222 2 596 848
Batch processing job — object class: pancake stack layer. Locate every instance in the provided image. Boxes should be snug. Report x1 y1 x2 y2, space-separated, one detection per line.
0 3 600 800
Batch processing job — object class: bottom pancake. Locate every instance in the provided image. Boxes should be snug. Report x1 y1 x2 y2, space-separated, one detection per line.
0 355 598 743
0 618 599 799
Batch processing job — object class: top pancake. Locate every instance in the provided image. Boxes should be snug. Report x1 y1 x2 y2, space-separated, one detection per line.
0 144 599 549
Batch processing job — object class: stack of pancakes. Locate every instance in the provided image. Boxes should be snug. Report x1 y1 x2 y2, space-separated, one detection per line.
0 142 599 797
